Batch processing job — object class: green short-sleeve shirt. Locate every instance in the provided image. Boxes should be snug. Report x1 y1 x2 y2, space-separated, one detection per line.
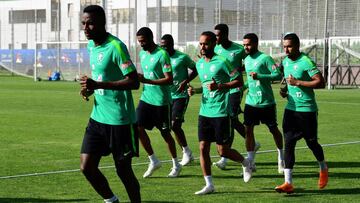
88 34 137 125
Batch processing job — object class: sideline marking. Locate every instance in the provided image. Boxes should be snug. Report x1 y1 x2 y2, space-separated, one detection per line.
1 140 359 180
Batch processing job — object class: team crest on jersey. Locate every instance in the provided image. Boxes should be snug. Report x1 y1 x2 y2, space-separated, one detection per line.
230 52 235 57
204 74 208 79
92 64 95 70
217 49 222 54
294 65 298 70
97 53 104 63
210 65 216 72
254 62 258 67
285 61 289 67
150 57 154 63
172 60 177 66
200 63 204 69
145 65 148 69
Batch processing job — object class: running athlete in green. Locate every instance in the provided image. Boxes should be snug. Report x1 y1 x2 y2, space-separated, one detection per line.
189 31 252 195
160 34 197 166
243 33 284 174
275 33 327 194
79 5 140 203
136 27 181 178
213 24 261 170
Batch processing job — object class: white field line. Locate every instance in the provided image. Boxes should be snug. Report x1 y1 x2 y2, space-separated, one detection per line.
1 140 359 180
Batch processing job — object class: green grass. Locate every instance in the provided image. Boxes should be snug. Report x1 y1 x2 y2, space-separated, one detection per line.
0 76 359 203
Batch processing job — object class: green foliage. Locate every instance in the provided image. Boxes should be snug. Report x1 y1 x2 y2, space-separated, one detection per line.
0 76 360 202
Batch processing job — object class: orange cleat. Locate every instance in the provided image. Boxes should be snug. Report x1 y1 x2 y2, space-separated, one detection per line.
275 182 294 194
318 168 328 189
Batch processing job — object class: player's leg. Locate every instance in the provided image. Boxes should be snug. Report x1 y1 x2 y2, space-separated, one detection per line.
171 98 193 166
195 116 215 195
80 154 116 200
136 101 161 177
80 119 117 201
113 157 141 203
158 104 181 177
302 112 328 189
276 109 297 194
244 105 258 169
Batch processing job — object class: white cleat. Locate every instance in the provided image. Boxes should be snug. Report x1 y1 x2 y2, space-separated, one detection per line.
168 165 182 178
254 142 261 152
194 185 215 195
278 160 285 174
242 160 253 183
180 151 194 166
143 161 161 178
213 159 227 170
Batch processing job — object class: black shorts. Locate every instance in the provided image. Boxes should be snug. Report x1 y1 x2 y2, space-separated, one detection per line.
172 97 189 122
136 100 171 132
283 109 318 141
244 104 278 128
198 115 231 145
81 118 139 160
229 92 243 118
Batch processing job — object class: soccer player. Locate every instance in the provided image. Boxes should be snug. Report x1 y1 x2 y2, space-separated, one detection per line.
189 31 252 195
79 5 140 203
275 33 328 194
160 34 197 166
212 24 261 170
242 33 284 173
136 27 182 178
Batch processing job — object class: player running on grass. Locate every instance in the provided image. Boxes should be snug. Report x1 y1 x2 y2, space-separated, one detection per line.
188 31 252 195
160 34 197 166
275 33 328 194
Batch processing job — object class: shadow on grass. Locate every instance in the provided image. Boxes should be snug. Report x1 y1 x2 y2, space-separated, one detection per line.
0 198 88 202
253 161 360 168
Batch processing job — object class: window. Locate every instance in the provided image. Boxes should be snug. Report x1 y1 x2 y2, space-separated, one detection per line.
147 6 204 23
51 0 61 31
9 9 46 24
21 43 28 49
112 8 134 24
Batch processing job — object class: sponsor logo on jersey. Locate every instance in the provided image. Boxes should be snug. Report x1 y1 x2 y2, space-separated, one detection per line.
210 65 216 72
97 52 104 63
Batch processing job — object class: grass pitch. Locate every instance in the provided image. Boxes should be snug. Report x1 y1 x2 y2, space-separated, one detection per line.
0 75 359 202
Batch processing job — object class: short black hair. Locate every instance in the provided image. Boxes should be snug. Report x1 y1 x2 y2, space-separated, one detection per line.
284 33 300 47
214 23 229 36
83 5 106 25
201 31 217 43
243 33 258 44
161 34 174 45
136 27 153 40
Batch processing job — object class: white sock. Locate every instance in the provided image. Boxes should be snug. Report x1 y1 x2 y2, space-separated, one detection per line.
247 151 255 163
182 146 191 154
220 157 228 164
277 148 284 161
319 161 327 170
172 157 179 168
204 175 213 187
148 154 159 164
241 158 249 167
104 195 118 203
284 168 293 184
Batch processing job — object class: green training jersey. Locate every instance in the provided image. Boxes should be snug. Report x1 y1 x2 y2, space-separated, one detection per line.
139 46 172 106
244 51 281 108
88 33 137 125
196 55 240 117
215 42 246 94
282 53 320 112
170 50 196 99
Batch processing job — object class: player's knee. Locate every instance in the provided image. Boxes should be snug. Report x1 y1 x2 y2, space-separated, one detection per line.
171 120 182 132
305 138 320 149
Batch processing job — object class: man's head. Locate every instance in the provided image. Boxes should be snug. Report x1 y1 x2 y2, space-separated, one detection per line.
136 27 154 51
214 23 229 45
81 5 106 40
243 33 258 55
283 33 300 58
199 31 216 57
160 34 174 54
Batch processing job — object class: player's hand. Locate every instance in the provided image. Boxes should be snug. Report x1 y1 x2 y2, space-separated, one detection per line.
177 80 188 93
80 76 97 91
207 77 218 91
250 72 258 80
187 85 195 96
137 73 145 83
286 74 300 86
279 87 288 98
79 87 94 101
